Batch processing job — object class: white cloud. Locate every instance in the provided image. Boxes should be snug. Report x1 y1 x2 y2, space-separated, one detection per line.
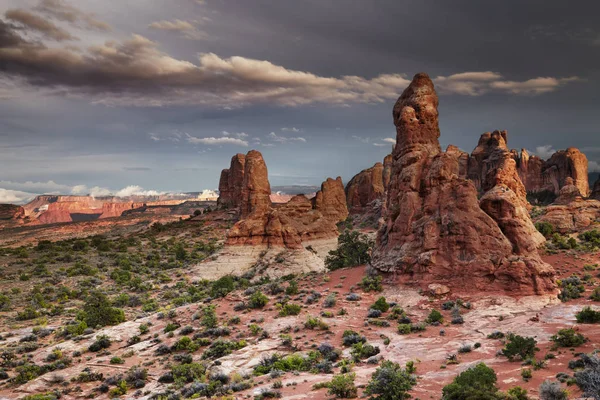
352 136 370 144
533 145 557 159
382 138 396 144
71 184 88 195
114 185 163 197
221 131 249 139
0 188 36 204
185 133 249 146
281 127 301 132
267 132 306 144
373 143 388 147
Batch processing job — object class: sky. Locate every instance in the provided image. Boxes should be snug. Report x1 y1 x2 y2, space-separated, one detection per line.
0 0 599 203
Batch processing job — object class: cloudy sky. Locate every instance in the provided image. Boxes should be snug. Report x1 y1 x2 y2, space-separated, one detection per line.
0 0 599 203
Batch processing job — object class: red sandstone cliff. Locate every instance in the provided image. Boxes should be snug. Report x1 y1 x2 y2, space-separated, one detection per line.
372 73 555 295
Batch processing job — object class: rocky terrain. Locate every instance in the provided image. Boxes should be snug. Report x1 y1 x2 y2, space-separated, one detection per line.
1 72 600 400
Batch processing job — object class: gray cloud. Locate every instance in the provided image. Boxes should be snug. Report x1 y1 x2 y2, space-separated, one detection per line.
33 0 111 32
5 8 76 41
148 19 206 40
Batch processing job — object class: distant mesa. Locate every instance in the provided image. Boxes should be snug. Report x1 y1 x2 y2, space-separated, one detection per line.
372 72 556 295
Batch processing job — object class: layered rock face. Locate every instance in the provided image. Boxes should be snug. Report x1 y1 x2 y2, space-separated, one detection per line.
0 204 25 220
223 151 347 248
240 150 272 218
345 162 385 214
544 148 589 197
512 147 589 196
217 153 246 209
372 73 555 295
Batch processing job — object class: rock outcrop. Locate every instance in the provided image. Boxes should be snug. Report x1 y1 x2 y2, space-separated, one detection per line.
240 150 271 218
345 163 385 214
543 148 589 197
553 177 583 205
373 73 555 295
223 151 347 249
513 149 545 193
217 153 246 209
0 204 25 220
313 177 348 223
383 154 393 189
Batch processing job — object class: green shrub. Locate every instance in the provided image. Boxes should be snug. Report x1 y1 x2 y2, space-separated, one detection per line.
351 342 379 360
551 329 586 347
365 360 416 400
16 307 40 321
210 275 235 298
171 362 206 384
88 335 111 352
305 316 329 330
370 297 389 313
558 276 585 302
327 373 357 398
325 231 373 271
286 280 299 295
535 221 555 238
201 305 218 329
442 363 501 400
248 290 269 309
502 334 538 361
426 309 443 324
576 306 600 323
278 303 302 317
78 291 125 328
360 274 383 292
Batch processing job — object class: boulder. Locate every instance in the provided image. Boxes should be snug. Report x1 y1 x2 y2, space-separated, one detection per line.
373 73 555 296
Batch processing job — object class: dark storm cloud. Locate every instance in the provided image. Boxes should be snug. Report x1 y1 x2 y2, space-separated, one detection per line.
0 0 598 195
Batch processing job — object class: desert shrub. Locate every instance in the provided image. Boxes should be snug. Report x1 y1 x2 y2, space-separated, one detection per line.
370 297 389 313
323 294 336 308
591 287 600 301
278 303 301 317
342 330 366 347
351 342 380 361
558 276 585 302
360 274 383 292
327 373 357 398
248 290 269 309
171 362 206 384
110 356 124 364
0 294 10 311
22 393 58 400
201 305 218 329
426 309 443 324
367 309 382 318
502 334 538 361
574 353 600 398
441 362 502 400
88 335 111 352
576 306 600 323
580 229 600 248
539 380 568 400
346 293 361 301
488 331 505 339
16 307 40 321
535 221 555 238
325 231 373 271
365 360 416 400
507 386 530 400
78 291 125 328
551 329 586 347
201 339 246 360
286 280 299 295
210 275 235 298
451 306 464 324
305 316 329 330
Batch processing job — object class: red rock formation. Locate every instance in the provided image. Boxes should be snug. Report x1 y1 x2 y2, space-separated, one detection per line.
513 149 545 193
382 154 393 190
313 177 348 223
227 195 340 248
99 202 145 219
543 148 589 197
373 73 555 295
217 153 246 209
224 152 347 248
345 162 385 214
446 145 469 179
0 204 25 220
536 199 600 234
240 150 271 218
